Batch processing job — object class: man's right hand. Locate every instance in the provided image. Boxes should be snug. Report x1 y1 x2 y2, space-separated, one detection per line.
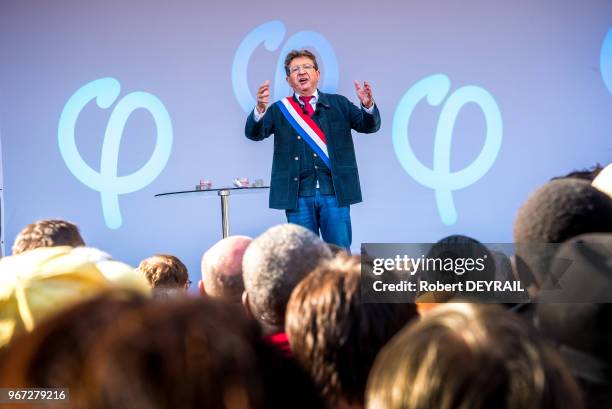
256 80 270 113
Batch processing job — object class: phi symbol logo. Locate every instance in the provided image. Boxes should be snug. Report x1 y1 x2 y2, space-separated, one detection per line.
392 74 503 226
232 20 339 113
602 28 612 95
58 77 173 229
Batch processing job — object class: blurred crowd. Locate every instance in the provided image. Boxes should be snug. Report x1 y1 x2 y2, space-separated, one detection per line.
0 163 610 409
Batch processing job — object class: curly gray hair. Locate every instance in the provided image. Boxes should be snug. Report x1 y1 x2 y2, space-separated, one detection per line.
242 224 332 325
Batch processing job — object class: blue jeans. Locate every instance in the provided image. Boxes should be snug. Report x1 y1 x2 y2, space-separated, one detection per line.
285 191 352 250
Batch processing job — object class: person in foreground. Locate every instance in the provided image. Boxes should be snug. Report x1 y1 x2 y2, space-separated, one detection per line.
241 223 332 356
366 303 583 409
286 254 418 409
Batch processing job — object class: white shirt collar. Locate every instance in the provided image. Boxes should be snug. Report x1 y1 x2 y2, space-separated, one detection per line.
295 89 319 105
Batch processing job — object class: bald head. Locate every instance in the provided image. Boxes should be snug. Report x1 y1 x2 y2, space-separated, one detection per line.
200 235 252 302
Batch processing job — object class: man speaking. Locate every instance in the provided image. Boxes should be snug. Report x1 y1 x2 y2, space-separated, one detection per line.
245 49 381 250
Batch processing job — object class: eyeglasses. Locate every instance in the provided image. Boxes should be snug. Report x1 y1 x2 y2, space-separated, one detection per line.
289 64 316 75
185 279 192 288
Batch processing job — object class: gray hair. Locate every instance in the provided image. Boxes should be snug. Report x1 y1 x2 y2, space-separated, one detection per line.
242 224 332 325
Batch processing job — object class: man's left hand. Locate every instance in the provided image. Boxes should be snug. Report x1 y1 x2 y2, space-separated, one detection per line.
354 80 374 109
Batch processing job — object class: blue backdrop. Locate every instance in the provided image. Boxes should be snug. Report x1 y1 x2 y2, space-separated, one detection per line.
1 0 611 283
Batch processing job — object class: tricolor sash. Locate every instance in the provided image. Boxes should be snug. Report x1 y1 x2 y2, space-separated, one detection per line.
276 97 331 169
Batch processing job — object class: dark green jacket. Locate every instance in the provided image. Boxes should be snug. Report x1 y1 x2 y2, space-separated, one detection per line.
245 91 381 209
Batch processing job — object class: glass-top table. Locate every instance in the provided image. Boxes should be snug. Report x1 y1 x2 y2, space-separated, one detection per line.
155 186 269 238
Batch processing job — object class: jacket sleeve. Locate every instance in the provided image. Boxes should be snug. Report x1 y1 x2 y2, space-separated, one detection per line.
347 98 381 134
245 107 275 141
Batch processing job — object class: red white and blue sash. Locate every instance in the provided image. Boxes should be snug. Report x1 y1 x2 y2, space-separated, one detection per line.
276 97 331 169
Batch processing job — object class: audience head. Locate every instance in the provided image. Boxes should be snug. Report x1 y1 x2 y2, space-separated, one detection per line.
77 297 324 409
0 290 148 389
514 179 612 244
535 233 612 409
536 303 612 409
137 254 189 294
536 233 612 303
417 234 497 303
12 218 85 255
199 235 251 302
366 303 583 409
513 179 612 290
0 246 150 347
286 254 418 407
551 163 603 182
242 223 332 331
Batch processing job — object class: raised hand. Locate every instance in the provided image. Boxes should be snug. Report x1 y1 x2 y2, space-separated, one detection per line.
354 80 374 109
256 80 271 113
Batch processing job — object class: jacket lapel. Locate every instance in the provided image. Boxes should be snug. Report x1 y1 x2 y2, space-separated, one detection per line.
313 91 333 149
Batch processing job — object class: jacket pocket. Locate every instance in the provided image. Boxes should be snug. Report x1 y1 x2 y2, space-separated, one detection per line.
270 170 290 203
